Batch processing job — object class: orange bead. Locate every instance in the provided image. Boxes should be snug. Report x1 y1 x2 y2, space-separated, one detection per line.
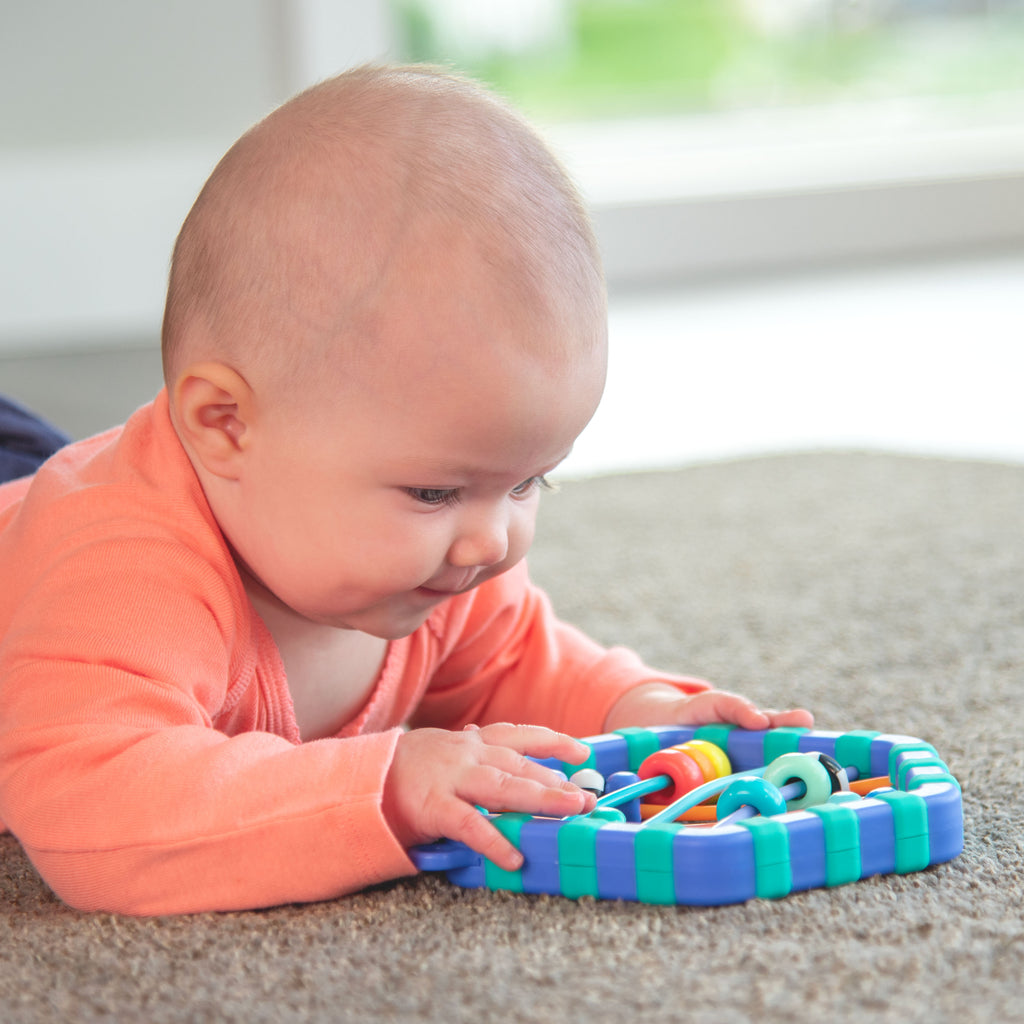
680 739 732 781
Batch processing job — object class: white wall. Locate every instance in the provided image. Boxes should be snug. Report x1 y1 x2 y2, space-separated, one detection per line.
0 0 396 352
1 2 284 149
3 1 1024 354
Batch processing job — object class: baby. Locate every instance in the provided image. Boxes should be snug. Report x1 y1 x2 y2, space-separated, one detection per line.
0 65 811 914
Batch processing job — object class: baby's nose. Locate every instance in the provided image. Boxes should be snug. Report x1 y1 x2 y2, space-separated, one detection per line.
447 510 510 569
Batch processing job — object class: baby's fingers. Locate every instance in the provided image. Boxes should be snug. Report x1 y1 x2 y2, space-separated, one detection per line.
442 764 593 871
440 800 525 873
759 707 815 729
717 696 814 730
471 722 592 767
675 690 813 730
461 758 594 819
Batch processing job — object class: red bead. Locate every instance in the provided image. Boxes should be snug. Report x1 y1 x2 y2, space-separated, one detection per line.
637 748 704 805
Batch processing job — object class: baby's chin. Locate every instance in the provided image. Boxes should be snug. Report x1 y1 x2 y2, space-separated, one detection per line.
310 596 448 640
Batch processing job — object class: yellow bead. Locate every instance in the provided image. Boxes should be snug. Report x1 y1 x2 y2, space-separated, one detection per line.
680 739 732 780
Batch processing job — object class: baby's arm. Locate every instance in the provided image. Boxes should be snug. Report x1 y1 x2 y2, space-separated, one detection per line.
603 681 814 732
382 723 595 870
0 532 422 915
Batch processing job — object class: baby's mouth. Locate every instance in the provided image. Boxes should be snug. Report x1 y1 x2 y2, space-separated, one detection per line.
416 570 478 596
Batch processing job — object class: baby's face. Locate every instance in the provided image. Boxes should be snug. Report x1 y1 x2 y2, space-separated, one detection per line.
223 236 606 639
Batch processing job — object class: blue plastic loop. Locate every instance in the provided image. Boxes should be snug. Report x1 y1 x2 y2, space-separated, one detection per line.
716 776 788 820
419 726 963 907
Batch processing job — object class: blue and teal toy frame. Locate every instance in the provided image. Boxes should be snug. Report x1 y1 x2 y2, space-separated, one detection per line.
408 725 964 905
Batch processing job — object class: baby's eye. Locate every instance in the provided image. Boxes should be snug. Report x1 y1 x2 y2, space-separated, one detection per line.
406 487 461 508
510 475 553 498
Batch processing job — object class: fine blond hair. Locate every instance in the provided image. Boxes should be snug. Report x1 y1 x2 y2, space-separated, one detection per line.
161 64 605 390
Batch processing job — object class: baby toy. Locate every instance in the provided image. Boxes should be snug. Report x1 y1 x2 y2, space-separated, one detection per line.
409 725 963 905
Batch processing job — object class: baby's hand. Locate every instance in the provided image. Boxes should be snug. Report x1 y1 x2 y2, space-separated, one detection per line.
604 682 814 733
382 723 596 872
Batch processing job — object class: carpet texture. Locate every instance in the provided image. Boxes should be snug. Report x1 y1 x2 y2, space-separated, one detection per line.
1 452 1020 1023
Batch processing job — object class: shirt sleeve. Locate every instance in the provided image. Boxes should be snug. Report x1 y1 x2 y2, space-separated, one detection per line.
411 561 709 738
0 525 414 915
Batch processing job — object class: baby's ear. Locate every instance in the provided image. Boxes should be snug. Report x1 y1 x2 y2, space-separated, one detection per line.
170 362 254 480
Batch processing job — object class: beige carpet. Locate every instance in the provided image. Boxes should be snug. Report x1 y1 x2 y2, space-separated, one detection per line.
1 452 1020 1023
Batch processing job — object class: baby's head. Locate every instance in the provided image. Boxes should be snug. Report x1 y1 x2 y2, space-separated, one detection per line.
163 64 606 405
161 65 608 636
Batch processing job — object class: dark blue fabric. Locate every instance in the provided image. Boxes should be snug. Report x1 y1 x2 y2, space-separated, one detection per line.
0 395 71 484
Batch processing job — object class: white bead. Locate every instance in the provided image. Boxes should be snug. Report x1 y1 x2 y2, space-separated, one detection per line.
569 768 606 796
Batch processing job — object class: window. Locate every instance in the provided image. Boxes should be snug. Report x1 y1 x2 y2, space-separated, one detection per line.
392 1 1024 285
394 0 1024 121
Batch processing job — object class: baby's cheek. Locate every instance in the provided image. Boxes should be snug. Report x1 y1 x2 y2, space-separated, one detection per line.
510 506 538 558
503 530 534 572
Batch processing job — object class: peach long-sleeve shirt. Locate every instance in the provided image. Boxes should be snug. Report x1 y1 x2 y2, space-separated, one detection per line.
0 392 706 915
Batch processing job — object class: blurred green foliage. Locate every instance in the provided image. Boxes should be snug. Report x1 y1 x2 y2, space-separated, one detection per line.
394 0 1024 121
